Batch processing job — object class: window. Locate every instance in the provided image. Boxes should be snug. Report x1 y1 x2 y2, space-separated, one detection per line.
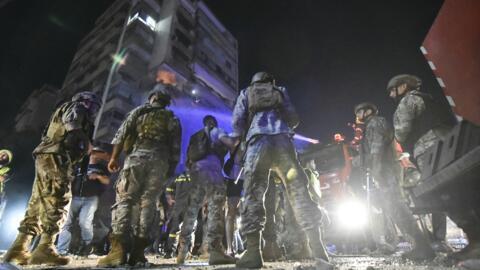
172 46 190 63
127 11 156 31
174 29 192 48
176 11 193 30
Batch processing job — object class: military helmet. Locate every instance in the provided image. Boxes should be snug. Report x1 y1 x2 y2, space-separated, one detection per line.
148 84 172 105
354 102 378 115
386 74 422 91
250 72 274 85
72 91 102 105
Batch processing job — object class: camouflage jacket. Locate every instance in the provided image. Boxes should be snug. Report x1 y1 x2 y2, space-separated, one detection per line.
361 115 397 179
33 101 94 160
232 86 299 142
393 90 438 158
111 103 182 164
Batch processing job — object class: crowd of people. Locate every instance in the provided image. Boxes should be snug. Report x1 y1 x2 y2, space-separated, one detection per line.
1 71 477 269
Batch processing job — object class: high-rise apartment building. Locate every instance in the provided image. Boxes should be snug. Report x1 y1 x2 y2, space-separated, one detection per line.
61 0 238 145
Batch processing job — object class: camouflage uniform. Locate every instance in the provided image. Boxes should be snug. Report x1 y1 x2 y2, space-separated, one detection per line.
179 127 228 253
393 90 438 160
361 115 433 255
232 85 328 264
393 90 446 243
266 177 310 260
19 101 93 236
110 103 181 238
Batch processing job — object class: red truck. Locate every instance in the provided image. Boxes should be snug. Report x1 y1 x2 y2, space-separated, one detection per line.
411 0 480 257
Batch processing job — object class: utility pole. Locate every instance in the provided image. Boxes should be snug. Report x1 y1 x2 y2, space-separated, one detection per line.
93 0 137 139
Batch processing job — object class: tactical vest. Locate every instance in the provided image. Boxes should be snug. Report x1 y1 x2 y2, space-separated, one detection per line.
134 107 173 149
360 116 395 169
34 102 92 158
403 92 456 153
247 83 284 113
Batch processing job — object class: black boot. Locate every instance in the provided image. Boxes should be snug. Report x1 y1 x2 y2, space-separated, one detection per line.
128 237 150 266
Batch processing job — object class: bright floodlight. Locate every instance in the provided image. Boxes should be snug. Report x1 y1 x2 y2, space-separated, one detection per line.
337 200 368 230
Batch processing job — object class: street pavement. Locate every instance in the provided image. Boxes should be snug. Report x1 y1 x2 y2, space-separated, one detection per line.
0 254 463 270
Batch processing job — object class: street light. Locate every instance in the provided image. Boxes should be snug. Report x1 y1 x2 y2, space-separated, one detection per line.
93 0 137 139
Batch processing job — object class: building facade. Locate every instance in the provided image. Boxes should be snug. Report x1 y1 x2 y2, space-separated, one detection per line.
14 84 60 135
61 0 238 151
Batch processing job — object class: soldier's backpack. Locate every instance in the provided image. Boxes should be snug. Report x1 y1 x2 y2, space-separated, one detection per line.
187 129 211 162
123 105 173 154
247 82 284 113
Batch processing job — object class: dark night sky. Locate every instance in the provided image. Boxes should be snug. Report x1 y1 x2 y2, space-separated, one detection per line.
0 0 444 141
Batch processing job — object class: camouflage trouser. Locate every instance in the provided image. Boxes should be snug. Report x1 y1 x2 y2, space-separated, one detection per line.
111 150 169 238
372 167 430 247
270 183 309 257
241 134 321 235
416 153 447 242
179 162 226 251
18 154 72 236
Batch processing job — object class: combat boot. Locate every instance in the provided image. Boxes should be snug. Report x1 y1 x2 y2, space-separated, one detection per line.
208 240 235 265
262 240 283 262
3 232 33 265
176 238 190 265
305 228 334 270
97 234 127 267
198 240 209 259
28 233 70 266
402 247 436 262
128 237 149 266
236 231 263 269
401 231 436 262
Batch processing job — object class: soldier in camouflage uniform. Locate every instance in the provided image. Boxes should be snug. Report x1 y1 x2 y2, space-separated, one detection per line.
387 75 480 261
232 72 332 269
3 92 100 266
388 74 455 254
176 115 236 265
355 102 435 261
97 85 181 267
